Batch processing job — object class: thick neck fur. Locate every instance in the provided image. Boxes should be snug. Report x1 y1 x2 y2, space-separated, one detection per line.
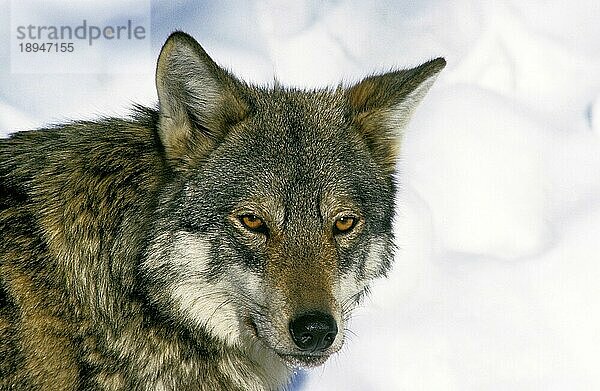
87 304 292 390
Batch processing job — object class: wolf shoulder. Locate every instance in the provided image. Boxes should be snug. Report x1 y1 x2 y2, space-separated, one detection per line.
0 108 169 215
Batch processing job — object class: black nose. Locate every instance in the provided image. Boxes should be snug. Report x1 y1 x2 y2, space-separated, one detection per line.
289 311 337 352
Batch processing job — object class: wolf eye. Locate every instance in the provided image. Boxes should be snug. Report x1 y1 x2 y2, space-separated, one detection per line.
333 216 357 234
239 214 267 234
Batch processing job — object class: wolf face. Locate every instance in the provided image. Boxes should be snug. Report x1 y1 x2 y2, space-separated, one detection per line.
142 32 444 369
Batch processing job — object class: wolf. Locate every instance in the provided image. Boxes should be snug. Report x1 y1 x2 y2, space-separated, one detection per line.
0 31 444 390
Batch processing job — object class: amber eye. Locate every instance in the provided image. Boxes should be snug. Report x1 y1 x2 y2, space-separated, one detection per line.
334 215 357 234
239 214 267 234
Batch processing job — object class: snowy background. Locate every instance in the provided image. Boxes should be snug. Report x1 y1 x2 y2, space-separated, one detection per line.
2 1 600 389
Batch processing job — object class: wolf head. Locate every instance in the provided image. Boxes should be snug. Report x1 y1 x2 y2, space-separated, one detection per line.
142 32 444 368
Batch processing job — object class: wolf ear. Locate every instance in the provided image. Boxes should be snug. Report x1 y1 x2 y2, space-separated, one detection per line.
347 58 445 172
156 32 249 166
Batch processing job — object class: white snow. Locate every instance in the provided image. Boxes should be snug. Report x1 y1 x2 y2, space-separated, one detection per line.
1 0 600 389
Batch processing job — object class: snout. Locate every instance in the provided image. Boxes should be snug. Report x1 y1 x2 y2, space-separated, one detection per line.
247 306 344 368
288 311 337 353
